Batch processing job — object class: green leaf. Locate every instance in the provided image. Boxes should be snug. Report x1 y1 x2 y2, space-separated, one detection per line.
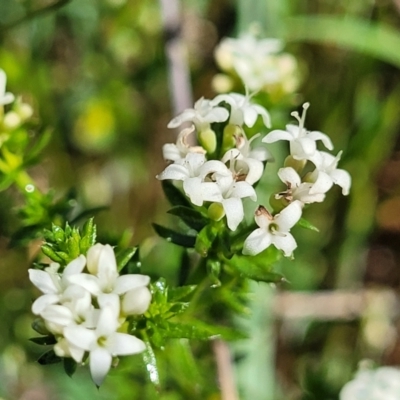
116 247 138 272
31 318 51 335
142 339 161 391
206 259 221 287
152 223 196 248
227 255 284 284
79 217 97 253
195 224 218 257
284 15 400 69
29 336 56 345
23 128 52 166
63 357 77 377
161 180 192 208
168 302 189 315
38 350 62 365
168 285 197 302
41 244 64 263
70 206 108 224
297 217 319 232
167 206 208 231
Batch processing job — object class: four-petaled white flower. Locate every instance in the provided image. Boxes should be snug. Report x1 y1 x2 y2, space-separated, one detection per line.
263 103 333 160
64 306 146 387
167 97 229 131
29 256 86 314
308 150 352 195
243 201 302 257
0 69 15 106
211 92 271 128
276 167 325 204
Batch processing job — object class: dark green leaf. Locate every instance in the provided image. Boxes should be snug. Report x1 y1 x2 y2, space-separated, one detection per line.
168 302 189 315
168 285 197 302
152 223 196 248
63 357 77 377
167 206 208 231
161 180 192 208
29 336 56 345
38 350 62 365
116 247 138 272
31 318 51 335
297 217 320 232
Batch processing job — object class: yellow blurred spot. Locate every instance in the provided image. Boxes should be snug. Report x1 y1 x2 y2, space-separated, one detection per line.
73 100 116 153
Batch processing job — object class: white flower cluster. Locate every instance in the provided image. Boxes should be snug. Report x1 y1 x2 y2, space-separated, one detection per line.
157 93 272 231
340 366 400 400
213 32 299 95
29 243 151 386
158 94 351 258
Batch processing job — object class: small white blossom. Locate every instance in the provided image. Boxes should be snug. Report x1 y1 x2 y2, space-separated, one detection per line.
0 69 14 106
29 256 86 314
263 103 333 160
308 150 352 196
340 366 400 400
243 201 302 256
276 167 325 204
167 97 229 131
211 92 271 128
64 305 146 386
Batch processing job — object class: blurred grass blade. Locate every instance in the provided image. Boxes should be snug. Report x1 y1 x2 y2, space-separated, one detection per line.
284 15 400 69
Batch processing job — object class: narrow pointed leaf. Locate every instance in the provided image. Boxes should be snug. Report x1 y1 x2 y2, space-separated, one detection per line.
195 224 218 257
38 349 62 365
63 357 77 377
167 206 208 231
168 285 197 302
152 223 196 248
161 180 192 208
142 340 161 391
116 247 138 272
29 336 57 345
297 217 320 232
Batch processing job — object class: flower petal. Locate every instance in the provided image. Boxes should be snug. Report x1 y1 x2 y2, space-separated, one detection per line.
89 347 112 387
96 306 119 337
28 269 60 294
113 274 150 295
262 129 293 144
64 325 96 351
41 305 73 326
243 228 272 256
275 201 302 231
67 273 102 296
290 137 316 159
308 130 334 151
63 255 86 278
271 232 297 257
222 197 244 231
107 332 146 356
156 164 189 181
230 181 257 201
183 177 205 206
309 171 333 194
278 167 301 187
330 169 352 195
32 294 60 315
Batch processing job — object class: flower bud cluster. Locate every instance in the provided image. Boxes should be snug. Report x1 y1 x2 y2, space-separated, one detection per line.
29 243 151 386
158 94 351 258
212 31 299 96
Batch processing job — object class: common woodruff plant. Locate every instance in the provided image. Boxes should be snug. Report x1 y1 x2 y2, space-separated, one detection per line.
3 31 351 390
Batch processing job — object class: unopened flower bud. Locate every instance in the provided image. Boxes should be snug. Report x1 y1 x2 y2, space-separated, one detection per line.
284 155 306 173
198 128 217 154
208 202 225 221
3 111 21 130
122 286 152 315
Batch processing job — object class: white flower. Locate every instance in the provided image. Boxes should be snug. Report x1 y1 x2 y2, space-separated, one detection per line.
243 201 302 256
211 92 271 128
263 103 333 160
0 69 14 106
122 286 152 316
68 244 150 298
340 366 400 400
202 173 257 231
29 256 86 314
276 167 325 204
64 305 146 386
167 97 229 131
221 132 273 185
162 125 206 162
308 150 351 196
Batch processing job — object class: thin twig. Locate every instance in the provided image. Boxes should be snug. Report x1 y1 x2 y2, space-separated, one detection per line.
212 339 239 400
0 0 71 33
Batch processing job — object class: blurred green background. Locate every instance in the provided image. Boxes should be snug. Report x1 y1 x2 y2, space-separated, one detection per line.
1 0 400 399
